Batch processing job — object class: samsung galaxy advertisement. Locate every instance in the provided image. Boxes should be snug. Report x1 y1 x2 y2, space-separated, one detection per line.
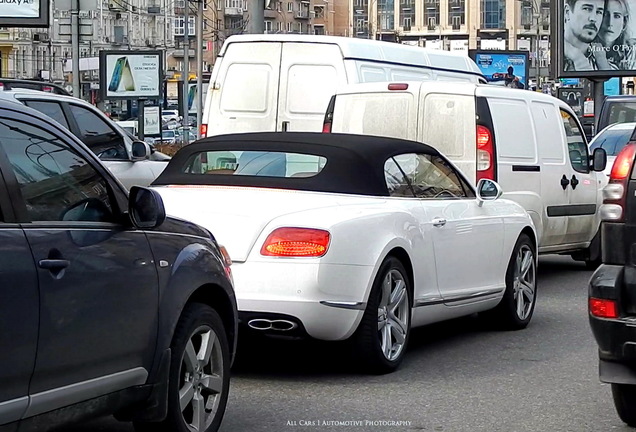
0 0 48 26
469 50 529 89
100 50 163 99
553 0 636 77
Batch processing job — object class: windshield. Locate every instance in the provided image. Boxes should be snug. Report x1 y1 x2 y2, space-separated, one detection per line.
590 127 634 156
608 102 636 126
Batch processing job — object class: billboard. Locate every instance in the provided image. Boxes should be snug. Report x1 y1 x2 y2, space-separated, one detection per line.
99 50 164 100
468 50 529 89
553 0 636 77
0 0 48 27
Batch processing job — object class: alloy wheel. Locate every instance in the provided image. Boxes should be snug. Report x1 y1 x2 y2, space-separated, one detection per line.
513 244 536 321
377 269 410 361
179 325 224 432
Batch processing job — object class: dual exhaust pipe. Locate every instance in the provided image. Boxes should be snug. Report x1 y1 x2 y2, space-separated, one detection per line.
247 318 298 332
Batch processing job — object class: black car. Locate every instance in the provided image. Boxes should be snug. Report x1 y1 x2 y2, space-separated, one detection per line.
589 123 636 426
0 78 70 95
0 100 237 432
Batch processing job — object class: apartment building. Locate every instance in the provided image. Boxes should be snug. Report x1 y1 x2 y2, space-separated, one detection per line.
350 0 550 81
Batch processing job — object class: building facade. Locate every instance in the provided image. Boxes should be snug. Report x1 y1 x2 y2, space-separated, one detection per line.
349 0 551 81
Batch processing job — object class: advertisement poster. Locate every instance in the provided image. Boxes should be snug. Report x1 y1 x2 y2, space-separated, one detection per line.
469 50 529 89
554 0 636 77
187 83 209 114
0 0 47 26
144 106 160 136
100 50 163 99
558 87 585 117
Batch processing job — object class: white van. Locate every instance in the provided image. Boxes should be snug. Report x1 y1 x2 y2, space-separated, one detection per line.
201 34 485 137
327 81 608 266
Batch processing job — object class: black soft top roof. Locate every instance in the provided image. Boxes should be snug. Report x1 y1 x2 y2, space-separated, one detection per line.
152 132 441 196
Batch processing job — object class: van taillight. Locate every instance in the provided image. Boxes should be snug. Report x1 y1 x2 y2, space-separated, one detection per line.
601 142 636 222
322 122 332 133
476 125 495 182
388 83 409 90
200 124 208 138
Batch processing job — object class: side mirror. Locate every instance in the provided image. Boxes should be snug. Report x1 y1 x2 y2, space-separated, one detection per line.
129 186 166 229
592 147 607 172
476 178 503 207
131 141 151 161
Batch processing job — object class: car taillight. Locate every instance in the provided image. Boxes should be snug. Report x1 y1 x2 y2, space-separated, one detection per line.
200 123 208 138
260 227 330 257
219 245 232 279
322 121 332 133
589 297 618 318
601 142 636 222
476 125 495 182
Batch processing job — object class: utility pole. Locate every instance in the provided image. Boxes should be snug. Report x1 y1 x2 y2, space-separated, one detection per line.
247 0 265 34
196 0 203 136
182 0 190 132
71 0 80 97
535 10 540 89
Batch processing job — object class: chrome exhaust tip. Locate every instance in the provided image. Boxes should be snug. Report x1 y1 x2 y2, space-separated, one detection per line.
247 319 298 331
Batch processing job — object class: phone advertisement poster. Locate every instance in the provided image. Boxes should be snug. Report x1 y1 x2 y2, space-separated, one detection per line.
100 50 164 99
187 83 209 114
468 50 529 90
0 0 48 26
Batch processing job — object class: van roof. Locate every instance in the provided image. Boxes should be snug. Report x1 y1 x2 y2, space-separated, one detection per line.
220 34 484 80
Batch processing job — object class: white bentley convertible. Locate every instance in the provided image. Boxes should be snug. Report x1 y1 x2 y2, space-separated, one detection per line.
152 132 538 373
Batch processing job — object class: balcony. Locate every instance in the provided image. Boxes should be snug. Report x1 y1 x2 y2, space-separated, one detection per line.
225 7 243 16
296 11 310 19
171 48 196 58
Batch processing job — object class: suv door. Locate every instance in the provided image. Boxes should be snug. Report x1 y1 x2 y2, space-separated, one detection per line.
0 161 38 430
559 109 600 245
0 113 159 417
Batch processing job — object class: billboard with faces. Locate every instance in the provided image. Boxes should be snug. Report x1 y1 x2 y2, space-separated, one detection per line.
554 0 636 77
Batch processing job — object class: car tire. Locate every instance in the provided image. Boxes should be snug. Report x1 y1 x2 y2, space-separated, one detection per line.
612 383 636 426
483 234 537 330
134 303 230 432
354 257 412 374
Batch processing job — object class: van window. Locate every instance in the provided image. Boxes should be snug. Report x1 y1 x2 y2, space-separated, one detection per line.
285 64 338 115
488 99 536 160
220 63 272 113
421 94 473 158
560 109 590 173
335 93 414 140
531 101 565 163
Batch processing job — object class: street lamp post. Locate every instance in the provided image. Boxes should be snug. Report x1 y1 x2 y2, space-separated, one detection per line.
534 11 540 89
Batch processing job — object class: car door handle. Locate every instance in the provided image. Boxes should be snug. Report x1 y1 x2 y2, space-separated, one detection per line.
561 175 570 190
281 121 289 132
38 259 70 270
571 175 579 190
432 218 447 227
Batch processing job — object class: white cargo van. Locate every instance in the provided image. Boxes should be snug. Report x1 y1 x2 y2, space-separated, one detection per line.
327 81 608 266
200 34 485 137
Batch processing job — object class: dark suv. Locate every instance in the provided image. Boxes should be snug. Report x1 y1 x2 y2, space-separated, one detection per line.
590 124 636 426
0 100 237 432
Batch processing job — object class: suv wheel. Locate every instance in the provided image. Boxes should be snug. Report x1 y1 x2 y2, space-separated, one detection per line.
612 383 636 426
135 303 230 432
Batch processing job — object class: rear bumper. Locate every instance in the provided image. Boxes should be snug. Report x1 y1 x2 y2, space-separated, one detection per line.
590 264 636 383
231 260 374 341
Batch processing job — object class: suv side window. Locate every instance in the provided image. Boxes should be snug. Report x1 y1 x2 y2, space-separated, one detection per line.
68 104 128 161
393 153 473 199
23 101 70 129
560 109 590 173
0 118 116 222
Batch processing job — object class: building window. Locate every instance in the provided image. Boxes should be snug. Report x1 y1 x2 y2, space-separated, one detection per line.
400 0 415 31
287 21 292 32
425 0 440 29
287 1 293 12
520 0 532 26
378 0 395 32
225 0 242 7
315 25 325 35
174 16 195 36
265 20 273 33
448 0 465 26
276 21 282 32
481 0 505 29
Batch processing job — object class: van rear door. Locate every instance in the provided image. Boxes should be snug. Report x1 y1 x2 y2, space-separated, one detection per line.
206 42 282 136
277 43 347 132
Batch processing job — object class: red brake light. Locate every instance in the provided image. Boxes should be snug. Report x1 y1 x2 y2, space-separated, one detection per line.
322 122 332 133
476 125 495 182
589 297 618 318
200 123 208 138
219 245 232 279
611 143 636 180
260 227 330 257
388 83 409 91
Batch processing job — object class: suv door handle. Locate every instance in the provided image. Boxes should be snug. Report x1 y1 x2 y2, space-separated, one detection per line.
38 259 70 270
561 175 570 190
570 175 579 190
432 217 447 227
